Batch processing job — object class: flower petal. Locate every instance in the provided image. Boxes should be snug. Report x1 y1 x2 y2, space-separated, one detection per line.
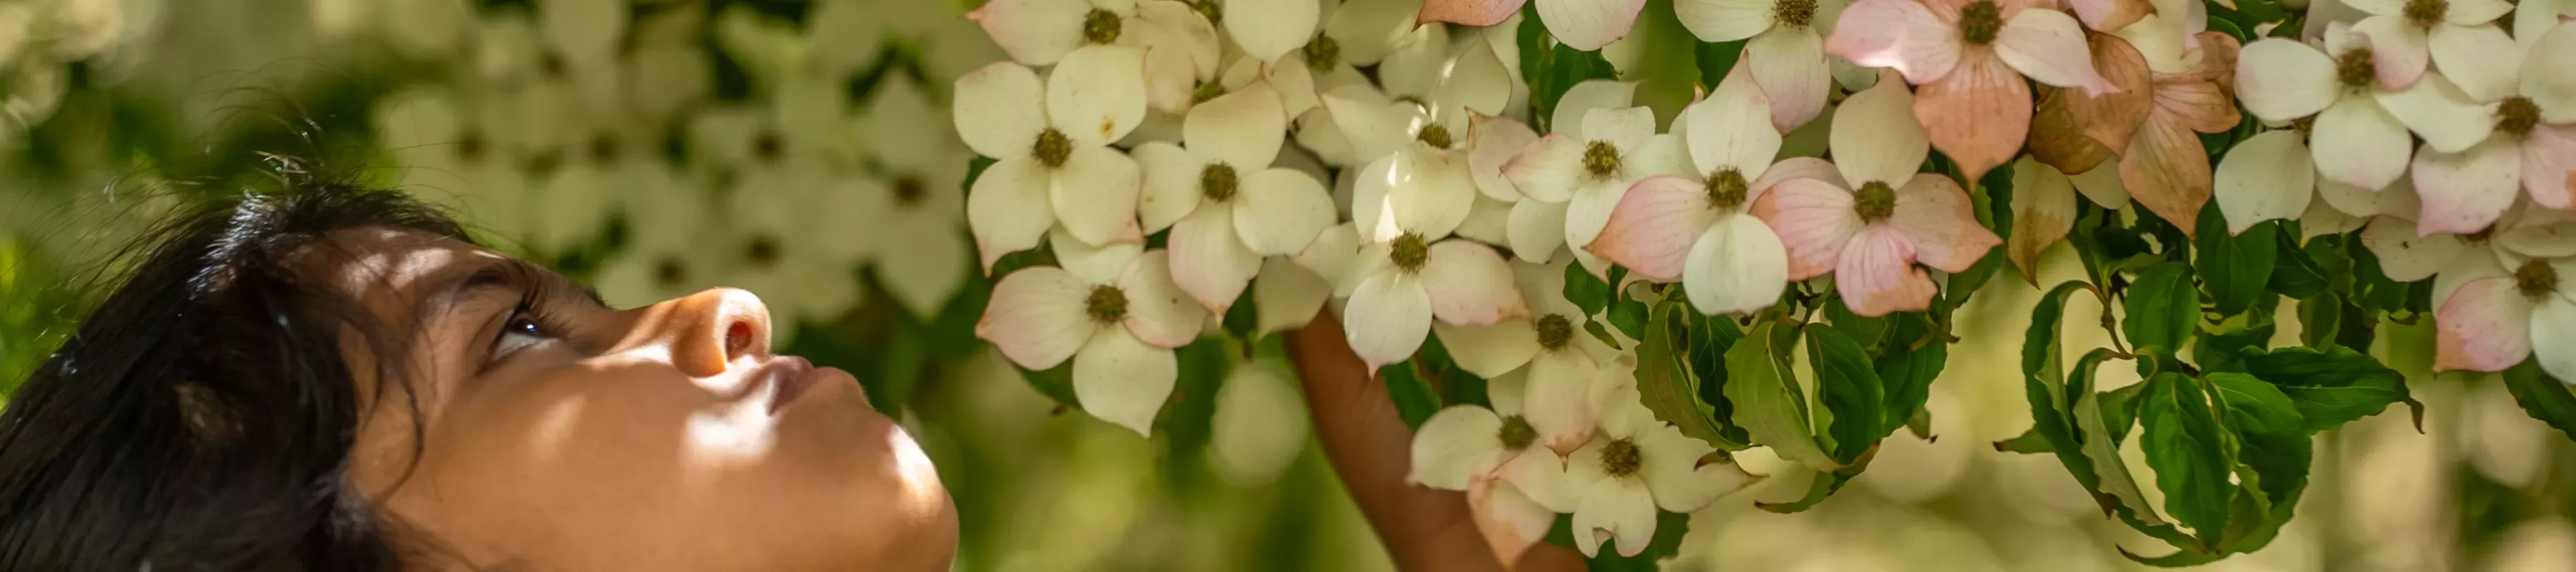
1824 0 1963 84
977 265 1100 369
1118 250 1211 347
1073 327 1179 436
2069 0 2152 32
1686 213 1794 315
1571 474 1657 558
1501 443 1584 511
1526 350 1604 450
1552 80 1639 140
1395 148 1481 239
1048 45 1152 145
970 157 1060 270
2375 72 2498 154
2524 125 2576 210
1509 199 1573 262
2426 24 2521 103
1135 142 1209 233
2311 96 2415 191
1687 70 1785 177
1050 145 1148 246
1469 115 1543 201
1916 53 2033 183
1590 175 1721 281
2411 137 2524 236
2350 16 2430 89
1675 0 1776 42
1347 272 1433 370
2358 217 2467 282
1410 405 1507 489
1225 0 1322 62
1186 80 1289 169
2118 115 2216 233
968 0 1091 65
2532 297 2576 383
1752 156 1851 195
1420 0 1528 26
1435 320 1543 378
1754 178 1865 280
1538 0 1652 51
1639 424 1760 512
1838 225 1939 317
1891 173 2001 272
1584 106 1662 155
2435 275 2536 373
1253 257 1330 335
1169 207 1265 313
2057 34 2157 154
1423 240 1532 325
2009 157 2078 282
1469 476 1556 568
1505 135 1588 204
1234 168 1337 255
1747 27 1834 132
1830 77 1932 187
2214 129 2318 235
1296 222 1378 296
1996 9 2117 94
2070 162 2132 209
955 61 1050 158
1324 0 1426 65
2234 39 2341 122
2526 25 2576 122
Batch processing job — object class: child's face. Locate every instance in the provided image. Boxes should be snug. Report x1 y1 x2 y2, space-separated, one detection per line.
323 227 955 570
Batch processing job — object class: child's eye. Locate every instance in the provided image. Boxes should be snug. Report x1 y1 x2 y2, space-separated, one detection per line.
493 314 549 360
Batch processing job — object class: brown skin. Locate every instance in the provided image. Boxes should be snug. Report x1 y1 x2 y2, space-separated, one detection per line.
311 227 1570 570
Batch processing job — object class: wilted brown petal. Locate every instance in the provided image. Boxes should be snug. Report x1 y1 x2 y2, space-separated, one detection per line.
2009 158 2078 285
2062 33 2155 156
2029 87 2118 174
2119 115 2214 236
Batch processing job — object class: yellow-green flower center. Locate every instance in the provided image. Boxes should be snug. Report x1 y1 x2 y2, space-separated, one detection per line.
1583 141 1621 179
1777 0 1818 29
2336 47 2376 89
654 257 687 288
1499 415 1538 450
1960 1 2003 45
894 175 927 205
1536 314 1574 351
1200 162 1239 202
2517 260 2560 298
1304 35 1341 73
1855 181 1897 222
2404 0 2446 26
1601 438 1641 478
1707 168 1750 210
746 236 781 267
1188 0 1220 25
1083 9 1122 44
1418 124 1455 149
1192 82 1226 104
1085 285 1128 323
2498 97 2542 138
753 130 784 163
1034 129 1073 169
1390 232 1430 272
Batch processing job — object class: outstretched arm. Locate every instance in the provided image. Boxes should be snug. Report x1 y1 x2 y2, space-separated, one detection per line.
1284 311 1587 571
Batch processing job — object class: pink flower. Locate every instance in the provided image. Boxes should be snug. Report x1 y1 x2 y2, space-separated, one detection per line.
1748 77 2001 316
1418 0 1649 51
1825 0 2115 182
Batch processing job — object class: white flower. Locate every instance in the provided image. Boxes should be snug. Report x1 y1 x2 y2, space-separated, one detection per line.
2341 0 2519 99
1674 0 1850 131
538 0 623 70
1223 0 1425 134
1294 218 1528 369
954 47 1151 268
1503 93 1695 272
2362 201 2576 318
1136 82 1337 312
1209 363 1312 485
857 74 975 320
715 7 858 165
977 246 1209 436
2233 26 2483 197
2419 205 2576 378
524 127 653 255
625 6 713 125
1433 258 1623 394
1409 368 1603 566
373 87 535 243
969 0 1221 113
597 173 727 310
1519 385 1762 558
377 0 474 59
2399 24 2576 232
1587 72 1800 315
723 169 866 341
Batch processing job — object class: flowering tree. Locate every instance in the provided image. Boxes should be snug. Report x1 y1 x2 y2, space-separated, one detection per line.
958 0 2576 566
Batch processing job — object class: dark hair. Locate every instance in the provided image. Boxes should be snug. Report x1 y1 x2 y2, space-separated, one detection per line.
0 180 469 571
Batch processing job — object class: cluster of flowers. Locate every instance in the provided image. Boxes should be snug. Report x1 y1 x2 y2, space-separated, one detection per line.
0 0 157 150
368 0 1004 342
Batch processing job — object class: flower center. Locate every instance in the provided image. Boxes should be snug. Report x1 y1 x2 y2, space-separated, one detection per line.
1033 129 1073 169
2498 97 2542 138
1085 285 1128 323
1960 1 2003 45
2403 0 2446 26
2462 225 2497 245
1200 162 1239 202
1582 141 1621 179
753 130 784 164
457 129 487 162
590 135 620 163
1304 35 1341 73
1536 314 1574 351
1600 438 1641 478
1855 181 1897 222
1498 415 1538 450
653 257 686 287
1776 0 1818 29
1083 9 1122 44
1187 0 1221 25
2336 48 2376 89
2517 260 2560 298
1390 232 1430 272
1417 124 1455 149
1193 82 1226 104
894 175 927 206
746 236 781 267
1707 168 1750 210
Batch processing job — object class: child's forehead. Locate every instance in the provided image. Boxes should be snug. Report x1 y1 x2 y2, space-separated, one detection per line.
308 227 515 314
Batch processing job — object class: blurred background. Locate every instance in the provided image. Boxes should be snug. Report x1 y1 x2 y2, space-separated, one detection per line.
0 0 2570 570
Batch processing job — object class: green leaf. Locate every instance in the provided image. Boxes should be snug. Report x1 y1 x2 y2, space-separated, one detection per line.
2140 373 2233 543
2501 360 2576 440
1687 311 1755 446
1564 260 1612 316
2192 294 2277 374
1016 361 1083 410
2240 345 2420 433
1380 363 1443 429
2266 230 2333 300
1875 312 1948 436
1822 297 1890 351
1638 300 1747 450
1994 427 2054 453
2346 239 2416 313
2208 373 2310 553
1806 322 1888 465
1609 297 1650 341
2125 262 2199 353
1724 321 1832 468
1517 9 1619 132
2194 210 2279 317
2295 292 2341 350
1584 318 1624 350
2100 380 2145 446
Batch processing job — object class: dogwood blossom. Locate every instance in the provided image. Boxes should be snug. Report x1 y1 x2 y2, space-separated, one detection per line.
2400 23 2576 230
1752 75 2001 316
2235 28 2482 206
857 74 975 320
1512 384 1762 558
1504 103 1694 272
1296 212 1528 368
1589 71 1816 315
2341 0 2519 99
1825 0 2117 182
1418 0 1649 51
2438 254 2576 380
1411 367 1605 566
1674 0 1850 130
970 0 1221 113
1433 257 1621 393
1136 82 1337 312
978 247 1209 436
955 48 1151 268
